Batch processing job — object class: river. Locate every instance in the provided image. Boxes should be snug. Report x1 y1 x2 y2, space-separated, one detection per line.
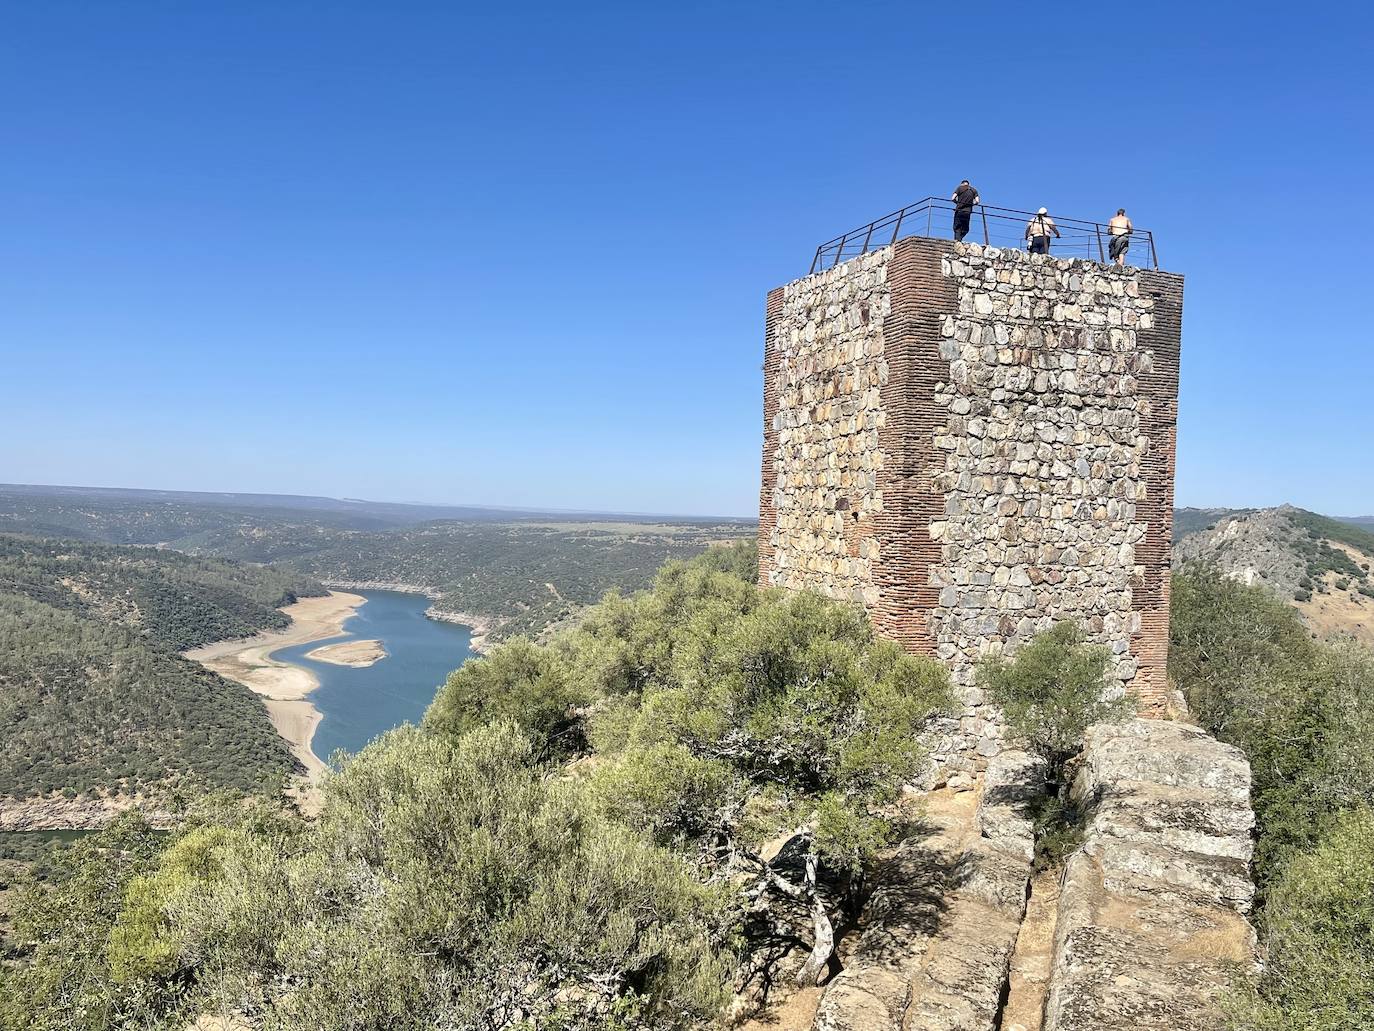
268 589 476 761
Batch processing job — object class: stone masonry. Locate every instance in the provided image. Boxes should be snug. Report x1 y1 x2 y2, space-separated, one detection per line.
758 237 1182 771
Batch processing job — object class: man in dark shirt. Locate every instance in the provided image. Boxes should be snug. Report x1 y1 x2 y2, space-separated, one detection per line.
951 180 980 242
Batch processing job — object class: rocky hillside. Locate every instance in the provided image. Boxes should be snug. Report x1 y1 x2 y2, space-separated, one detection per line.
1173 505 1374 646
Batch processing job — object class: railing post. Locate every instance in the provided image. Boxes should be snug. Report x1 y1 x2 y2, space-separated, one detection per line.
890 209 905 245
980 205 990 246
925 202 932 238
1096 225 1106 264
1149 232 1158 269
810 248 821 275
861 222 875 255
832 233 846 269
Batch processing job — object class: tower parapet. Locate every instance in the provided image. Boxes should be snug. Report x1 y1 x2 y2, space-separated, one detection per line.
758 231 1182 772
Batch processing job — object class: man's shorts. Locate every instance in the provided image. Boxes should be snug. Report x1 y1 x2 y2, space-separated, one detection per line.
1109 234 1130 260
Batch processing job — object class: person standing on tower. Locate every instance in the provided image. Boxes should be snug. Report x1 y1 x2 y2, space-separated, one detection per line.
1025 207 1060 254
951 180 980 242
1108 208 1133 266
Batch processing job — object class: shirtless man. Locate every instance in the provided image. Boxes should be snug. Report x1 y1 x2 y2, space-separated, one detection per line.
1108 208 1133 267
1025 207 1060 255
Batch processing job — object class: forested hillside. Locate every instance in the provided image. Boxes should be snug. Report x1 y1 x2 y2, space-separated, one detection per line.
262 520 751 639
0 536 324 811
0 488 753 642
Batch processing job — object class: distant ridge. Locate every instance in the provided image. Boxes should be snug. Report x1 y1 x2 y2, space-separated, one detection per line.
1174 505 1374 646
0 483 754 526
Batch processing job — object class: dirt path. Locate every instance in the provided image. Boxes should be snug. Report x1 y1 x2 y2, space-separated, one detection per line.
1001 869 1060 1031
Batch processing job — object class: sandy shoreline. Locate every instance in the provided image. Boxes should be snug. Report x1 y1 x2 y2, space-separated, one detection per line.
306 638 387 667
185 591 366 779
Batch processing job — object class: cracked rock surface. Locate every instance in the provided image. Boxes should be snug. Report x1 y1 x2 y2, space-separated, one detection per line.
1043 719 1257 1031
813 750 1043 1031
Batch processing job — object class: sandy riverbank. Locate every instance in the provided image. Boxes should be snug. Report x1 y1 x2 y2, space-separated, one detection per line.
185 591 366 779
306 638 387 667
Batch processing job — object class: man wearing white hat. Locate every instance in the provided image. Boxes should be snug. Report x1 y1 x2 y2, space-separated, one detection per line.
1025 207 1060 255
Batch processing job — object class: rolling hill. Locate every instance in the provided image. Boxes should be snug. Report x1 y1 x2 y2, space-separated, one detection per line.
0 486 754 642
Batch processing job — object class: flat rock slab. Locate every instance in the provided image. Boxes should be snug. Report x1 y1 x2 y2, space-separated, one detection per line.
1044 719 1257 1031
814 751 1042 1031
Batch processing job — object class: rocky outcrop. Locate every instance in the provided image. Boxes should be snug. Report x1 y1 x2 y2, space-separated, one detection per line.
1172 505 1310 597
1173 505 1374 646
814 750 1044 1031
0 792 172 831
1043 719 1257 1031
809 720 1257 1031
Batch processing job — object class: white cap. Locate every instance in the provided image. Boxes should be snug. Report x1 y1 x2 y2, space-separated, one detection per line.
1037 207 1048 215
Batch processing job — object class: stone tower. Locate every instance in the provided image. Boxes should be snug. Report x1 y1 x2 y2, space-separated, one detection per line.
757 234 1182 770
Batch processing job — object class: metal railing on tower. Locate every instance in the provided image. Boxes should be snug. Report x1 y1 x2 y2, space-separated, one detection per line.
809 198 1158 275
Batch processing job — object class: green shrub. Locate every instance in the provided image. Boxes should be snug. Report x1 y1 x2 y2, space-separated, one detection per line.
1229 806 1374 1030
425 636 586 758
585 586 951 871
582 583 950 985
976 621 1131 773
1171 567 1374 888
0 814 172 1031
681 539 758 583
4 726 734 1031
432 560 949 986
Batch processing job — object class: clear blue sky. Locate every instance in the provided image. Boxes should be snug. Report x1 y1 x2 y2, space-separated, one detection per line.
2 2 1370 517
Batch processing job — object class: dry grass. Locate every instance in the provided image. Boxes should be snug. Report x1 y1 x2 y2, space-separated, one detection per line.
1293 538 1374 648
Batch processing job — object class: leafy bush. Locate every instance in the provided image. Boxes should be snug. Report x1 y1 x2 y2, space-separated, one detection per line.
1171 567 1374 888
0 814 170 1031
1229 806 1374 1030
976 620 1131 773
3 725 734 1031
586 585 950 867
428 560 951 986
425 636 587 758
681 539 758 583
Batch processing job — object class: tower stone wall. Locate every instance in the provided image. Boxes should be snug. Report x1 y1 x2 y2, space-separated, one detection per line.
758 237 1182 771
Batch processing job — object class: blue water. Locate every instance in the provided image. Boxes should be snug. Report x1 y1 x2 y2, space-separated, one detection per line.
268 590 476 762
